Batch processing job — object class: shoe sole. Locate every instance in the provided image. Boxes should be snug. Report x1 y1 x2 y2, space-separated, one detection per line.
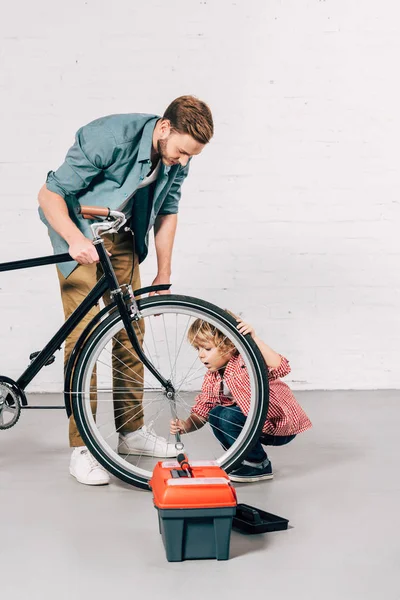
118 448 177 458
229 473 274 483
69 469 110 486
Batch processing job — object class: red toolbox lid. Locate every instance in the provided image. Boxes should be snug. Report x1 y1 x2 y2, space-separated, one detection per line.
150 461 237 510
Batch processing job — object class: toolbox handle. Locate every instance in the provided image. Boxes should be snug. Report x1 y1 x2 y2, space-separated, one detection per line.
236 504 263 525
166 477 229 486
161 460 218 468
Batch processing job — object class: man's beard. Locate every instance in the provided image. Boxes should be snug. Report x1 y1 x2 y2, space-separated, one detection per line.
157 137 170 162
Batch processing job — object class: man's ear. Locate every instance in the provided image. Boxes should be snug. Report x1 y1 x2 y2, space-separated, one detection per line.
159 118 172 137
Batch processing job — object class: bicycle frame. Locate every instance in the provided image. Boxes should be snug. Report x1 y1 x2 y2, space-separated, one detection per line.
0 239 173 409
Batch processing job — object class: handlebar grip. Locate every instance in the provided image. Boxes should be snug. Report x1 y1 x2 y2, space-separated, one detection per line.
79 206 110 219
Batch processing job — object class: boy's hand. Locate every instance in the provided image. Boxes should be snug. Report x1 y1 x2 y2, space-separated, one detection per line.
170 419 187 435
236 319 256 339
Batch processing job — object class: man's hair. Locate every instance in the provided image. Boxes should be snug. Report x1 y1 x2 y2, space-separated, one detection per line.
163 95 214 145
187 316 238 358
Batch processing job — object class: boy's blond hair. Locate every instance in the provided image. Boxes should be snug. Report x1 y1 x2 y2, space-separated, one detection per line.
187 311 239 358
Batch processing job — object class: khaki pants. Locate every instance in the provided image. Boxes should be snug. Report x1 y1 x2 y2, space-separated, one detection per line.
57 230 145 447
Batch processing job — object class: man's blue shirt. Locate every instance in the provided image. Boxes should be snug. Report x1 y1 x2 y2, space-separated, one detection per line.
40 113 189 277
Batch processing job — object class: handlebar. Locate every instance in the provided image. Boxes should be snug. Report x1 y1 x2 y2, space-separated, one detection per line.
77 206 127 238
0 206 127 273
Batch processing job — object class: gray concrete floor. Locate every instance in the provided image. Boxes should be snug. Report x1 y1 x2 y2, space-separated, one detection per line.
1 390 399 600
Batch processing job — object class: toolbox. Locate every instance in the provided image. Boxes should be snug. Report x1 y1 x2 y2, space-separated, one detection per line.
150 460 237 562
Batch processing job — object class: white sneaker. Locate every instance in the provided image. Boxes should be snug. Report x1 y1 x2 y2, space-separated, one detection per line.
69 447 110 486
118 425 177 458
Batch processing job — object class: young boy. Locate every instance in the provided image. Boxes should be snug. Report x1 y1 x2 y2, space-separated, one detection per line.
170 316 312 483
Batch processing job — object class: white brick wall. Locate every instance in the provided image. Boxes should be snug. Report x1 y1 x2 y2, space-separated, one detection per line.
0 0 399 391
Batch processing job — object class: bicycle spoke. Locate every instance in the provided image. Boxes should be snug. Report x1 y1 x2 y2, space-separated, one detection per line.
175 341 242 391
146 316 161 372
174 357 204 392
135 318 161 375
162 314 174 381
100 347 146 386
71 299 267 487
97 395 163 440
167 314 192 384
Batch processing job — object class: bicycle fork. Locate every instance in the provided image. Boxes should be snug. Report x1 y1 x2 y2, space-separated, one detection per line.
94 238 186 454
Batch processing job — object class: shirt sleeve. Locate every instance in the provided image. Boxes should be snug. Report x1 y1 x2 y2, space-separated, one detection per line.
158 161 190 215
191 372 218 420
45 123 116 199
268 355 291 380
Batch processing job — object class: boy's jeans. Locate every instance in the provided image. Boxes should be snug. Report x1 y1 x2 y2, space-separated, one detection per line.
208 404 296 465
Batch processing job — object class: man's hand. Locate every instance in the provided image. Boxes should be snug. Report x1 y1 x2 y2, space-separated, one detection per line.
149 274 171 296
68 237 100 265
153 213 177 295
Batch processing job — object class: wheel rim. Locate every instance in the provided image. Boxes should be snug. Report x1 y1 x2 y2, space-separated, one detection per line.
74 299 266 484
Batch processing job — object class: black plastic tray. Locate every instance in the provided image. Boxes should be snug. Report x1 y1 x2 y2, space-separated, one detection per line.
232 503 289 534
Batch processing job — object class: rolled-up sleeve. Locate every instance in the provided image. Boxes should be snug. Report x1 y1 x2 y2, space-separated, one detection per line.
46 123 116 199
268 355 291 380
158 162 190 215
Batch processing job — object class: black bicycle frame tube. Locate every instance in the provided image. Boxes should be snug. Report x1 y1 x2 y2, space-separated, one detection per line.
94 240 172 390
16 276 109 394
0 253 72 273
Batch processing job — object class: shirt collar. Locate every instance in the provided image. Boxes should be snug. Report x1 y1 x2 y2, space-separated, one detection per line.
224 353 243 378
137 117 172 175
137 117 159 163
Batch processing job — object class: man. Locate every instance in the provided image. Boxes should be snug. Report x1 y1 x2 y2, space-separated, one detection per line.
38 95 214 486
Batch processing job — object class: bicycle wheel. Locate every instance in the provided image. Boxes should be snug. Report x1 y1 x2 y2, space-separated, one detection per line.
71 295 269 489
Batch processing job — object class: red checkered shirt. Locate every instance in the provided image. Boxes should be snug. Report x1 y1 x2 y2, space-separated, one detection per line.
191 353 312 436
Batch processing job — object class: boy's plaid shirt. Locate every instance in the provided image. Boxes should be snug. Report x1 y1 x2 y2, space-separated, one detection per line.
191 353 312 436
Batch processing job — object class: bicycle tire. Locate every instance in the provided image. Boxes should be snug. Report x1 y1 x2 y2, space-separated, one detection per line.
71 295 269 489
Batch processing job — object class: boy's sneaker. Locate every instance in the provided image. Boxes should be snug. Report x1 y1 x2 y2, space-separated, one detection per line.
229 461 273 483
69 447 110 486
118 425 177 458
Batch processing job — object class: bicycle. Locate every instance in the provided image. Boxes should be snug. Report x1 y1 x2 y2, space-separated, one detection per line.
0 206 269 489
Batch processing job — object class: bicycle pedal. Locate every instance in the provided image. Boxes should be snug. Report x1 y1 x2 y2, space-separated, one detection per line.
29 351 56 366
